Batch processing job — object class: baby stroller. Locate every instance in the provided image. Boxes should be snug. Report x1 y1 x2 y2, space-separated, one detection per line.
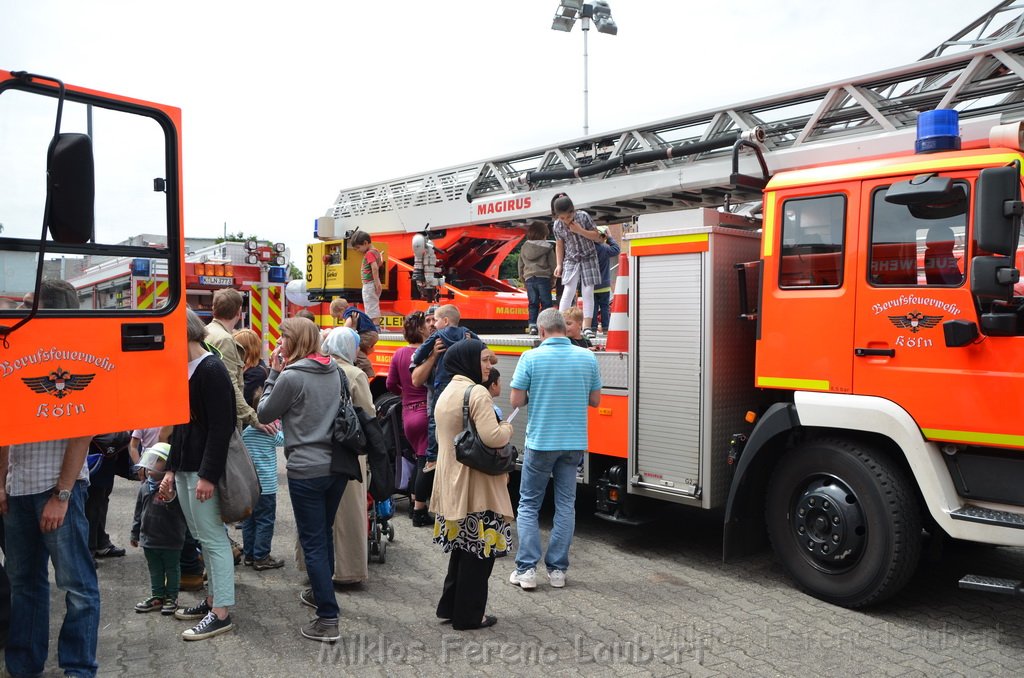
367 493 395 563
363 401 398 564
375 393 417 517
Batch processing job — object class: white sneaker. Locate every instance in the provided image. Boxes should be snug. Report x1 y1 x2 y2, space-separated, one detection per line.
548 570 566 588
509 568 537 590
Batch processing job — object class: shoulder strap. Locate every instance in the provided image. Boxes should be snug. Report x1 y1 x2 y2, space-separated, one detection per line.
462 385 474 430
337 365 352 405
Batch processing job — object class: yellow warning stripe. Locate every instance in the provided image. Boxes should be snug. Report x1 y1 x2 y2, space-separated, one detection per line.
250 284 263 335
756 376 830 391
762 192 777 258
136 281 154 310
922 428 1024 449
769 152 1023 189
630 233 709 248
376 340 532 356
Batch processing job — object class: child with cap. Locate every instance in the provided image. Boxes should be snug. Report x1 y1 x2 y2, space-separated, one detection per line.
131 443 188 615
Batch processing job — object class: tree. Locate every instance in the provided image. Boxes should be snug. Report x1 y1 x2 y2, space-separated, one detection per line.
215 231 260 244
288 263 303 280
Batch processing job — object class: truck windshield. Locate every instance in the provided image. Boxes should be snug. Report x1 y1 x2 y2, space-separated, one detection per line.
0 86 174 313
868 181 969 287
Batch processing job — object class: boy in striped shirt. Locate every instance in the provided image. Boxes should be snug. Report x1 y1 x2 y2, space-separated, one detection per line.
240 387 285 570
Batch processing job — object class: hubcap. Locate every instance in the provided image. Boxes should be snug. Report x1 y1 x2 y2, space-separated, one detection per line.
790 476 866 573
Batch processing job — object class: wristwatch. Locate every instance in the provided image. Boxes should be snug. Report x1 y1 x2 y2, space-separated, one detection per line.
53 487 71 502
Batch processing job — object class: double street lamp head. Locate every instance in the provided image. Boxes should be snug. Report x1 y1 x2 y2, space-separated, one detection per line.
551 1 618 34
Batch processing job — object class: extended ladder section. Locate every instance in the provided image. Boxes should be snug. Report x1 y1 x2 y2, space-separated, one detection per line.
324 3 1024 236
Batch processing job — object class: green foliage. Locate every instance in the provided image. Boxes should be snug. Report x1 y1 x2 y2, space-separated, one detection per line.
500 251 520 282
288 263 303 280
214 231 262 244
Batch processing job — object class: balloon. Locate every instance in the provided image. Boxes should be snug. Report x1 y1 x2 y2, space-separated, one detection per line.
285 279 317 307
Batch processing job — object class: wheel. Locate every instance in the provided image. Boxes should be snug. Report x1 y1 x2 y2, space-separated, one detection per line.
386 523 395 542
377 540 387 564
765 437 922 608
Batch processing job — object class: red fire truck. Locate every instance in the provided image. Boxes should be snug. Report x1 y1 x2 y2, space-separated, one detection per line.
338 11 1024 608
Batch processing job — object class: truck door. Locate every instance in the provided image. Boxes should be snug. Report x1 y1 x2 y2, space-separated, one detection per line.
757 185 860 395
0 72 188 445
852 173 1023 445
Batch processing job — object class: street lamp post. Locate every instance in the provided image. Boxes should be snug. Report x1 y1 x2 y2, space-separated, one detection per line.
551 1 618 137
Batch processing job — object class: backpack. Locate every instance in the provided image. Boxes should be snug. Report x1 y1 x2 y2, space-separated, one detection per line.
88 430 134 480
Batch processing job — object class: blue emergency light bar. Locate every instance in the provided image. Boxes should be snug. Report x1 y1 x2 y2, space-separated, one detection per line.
915 109 961 154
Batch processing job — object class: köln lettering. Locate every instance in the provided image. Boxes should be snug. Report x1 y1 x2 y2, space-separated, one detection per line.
36 401 87 418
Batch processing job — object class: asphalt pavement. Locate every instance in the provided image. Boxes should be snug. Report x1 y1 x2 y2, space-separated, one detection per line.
20 451 1024 677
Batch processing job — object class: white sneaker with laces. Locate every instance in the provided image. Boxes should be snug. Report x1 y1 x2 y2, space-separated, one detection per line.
548 570 566 588
509 568 537 590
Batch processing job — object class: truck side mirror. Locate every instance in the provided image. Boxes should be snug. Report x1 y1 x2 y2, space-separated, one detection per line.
46 132 95 244
971 256 1019 303
974 165 1022 256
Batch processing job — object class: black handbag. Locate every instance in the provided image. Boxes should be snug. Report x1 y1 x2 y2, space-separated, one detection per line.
453 386 517 476
332 367 367 458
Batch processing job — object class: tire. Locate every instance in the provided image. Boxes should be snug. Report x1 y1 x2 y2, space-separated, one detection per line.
765 437 922 608
378 540 387 564
386 524 395 542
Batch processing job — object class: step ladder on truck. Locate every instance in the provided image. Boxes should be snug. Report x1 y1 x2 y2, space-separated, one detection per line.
326 3 1024 608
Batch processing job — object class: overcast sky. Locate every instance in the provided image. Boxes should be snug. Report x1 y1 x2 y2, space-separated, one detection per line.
1 0 999 260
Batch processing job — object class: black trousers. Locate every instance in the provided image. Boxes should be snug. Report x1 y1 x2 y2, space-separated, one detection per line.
436 548 495 629
84 483 114 552
0 521 9 649
180 528 203 575
414 457 434 504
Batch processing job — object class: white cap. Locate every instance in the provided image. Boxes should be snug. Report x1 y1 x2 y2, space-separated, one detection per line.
137 442 171 472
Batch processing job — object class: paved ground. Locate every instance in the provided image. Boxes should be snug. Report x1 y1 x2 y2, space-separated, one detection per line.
20 453 1024 677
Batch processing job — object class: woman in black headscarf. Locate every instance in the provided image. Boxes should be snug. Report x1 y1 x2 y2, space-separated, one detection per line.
430 339 513 630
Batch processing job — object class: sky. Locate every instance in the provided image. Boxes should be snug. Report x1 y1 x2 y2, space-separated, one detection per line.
0 0 1001 263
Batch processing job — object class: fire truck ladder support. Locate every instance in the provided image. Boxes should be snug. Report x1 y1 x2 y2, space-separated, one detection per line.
325 1 1024 235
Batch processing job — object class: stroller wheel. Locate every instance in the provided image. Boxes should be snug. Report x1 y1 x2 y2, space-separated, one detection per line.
386 524 395 542
377 540 387 564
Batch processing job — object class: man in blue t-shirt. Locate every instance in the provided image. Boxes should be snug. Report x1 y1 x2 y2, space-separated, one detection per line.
410 304 477 463
508 307 601 591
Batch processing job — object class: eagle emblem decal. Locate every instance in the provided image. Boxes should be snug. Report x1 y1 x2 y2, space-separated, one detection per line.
21 367 95 399
888 311 943 333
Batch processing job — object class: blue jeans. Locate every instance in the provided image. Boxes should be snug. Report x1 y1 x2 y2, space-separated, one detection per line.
591 290 611 331
514 449 583 574
526 277 553 326
289 475 347 619
425 388 438 462
241 493 277 561
5 480 99 678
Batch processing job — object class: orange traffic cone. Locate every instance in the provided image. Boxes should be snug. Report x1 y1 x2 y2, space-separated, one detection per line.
605 252 630 352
